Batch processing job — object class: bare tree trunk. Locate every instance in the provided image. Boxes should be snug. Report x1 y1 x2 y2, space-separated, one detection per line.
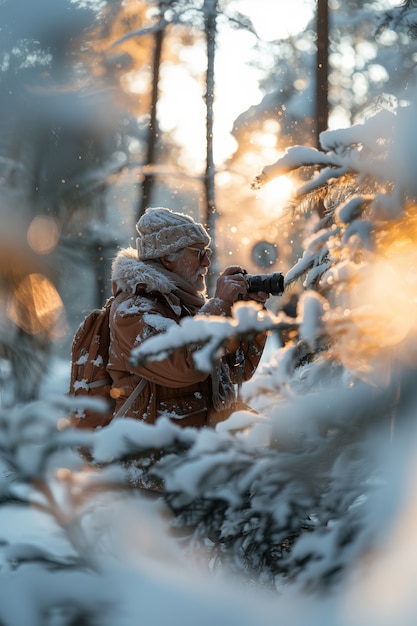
316 0 329 146
316 0 329 219
203 0 218 295
137 24 165 223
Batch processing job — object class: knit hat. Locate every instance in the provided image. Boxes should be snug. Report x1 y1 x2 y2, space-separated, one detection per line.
136 207 211 260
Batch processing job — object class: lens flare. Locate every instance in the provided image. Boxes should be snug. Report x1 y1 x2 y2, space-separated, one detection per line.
8 273 66 338
350 257 417 347
27 215 60 255
332 210 417 381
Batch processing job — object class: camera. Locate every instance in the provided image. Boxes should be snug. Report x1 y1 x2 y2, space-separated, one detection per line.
246 272 285 296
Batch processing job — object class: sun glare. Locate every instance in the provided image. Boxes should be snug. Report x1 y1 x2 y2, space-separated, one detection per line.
254 175 295 215
334 211 417 381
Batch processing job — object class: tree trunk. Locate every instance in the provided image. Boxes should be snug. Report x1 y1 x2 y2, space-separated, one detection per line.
137 24 165 222
316 0 329 219
203 0 218 295
316 0 329 147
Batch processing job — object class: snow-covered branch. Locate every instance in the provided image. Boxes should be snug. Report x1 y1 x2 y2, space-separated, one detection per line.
130 302 294 372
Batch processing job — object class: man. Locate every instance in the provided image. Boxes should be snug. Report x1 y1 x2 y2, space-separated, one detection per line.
107 206 269 428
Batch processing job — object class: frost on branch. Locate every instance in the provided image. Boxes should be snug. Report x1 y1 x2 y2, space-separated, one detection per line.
251 145 333 190
130 302 296 372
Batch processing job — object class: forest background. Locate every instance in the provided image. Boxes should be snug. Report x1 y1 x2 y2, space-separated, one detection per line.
1 0 417 624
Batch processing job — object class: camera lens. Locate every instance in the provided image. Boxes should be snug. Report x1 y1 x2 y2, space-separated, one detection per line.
246 272 284 296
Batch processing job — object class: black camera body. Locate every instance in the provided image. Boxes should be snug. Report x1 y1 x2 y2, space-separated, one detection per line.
246 272 285 296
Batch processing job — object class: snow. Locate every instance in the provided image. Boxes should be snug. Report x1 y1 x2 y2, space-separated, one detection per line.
298 291 326 345
252 145 334 189
4 1 417 623
92 415 197 463
131 302 278 372
6 229 417 613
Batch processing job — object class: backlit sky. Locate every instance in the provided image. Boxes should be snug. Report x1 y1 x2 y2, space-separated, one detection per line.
158 0 314 170
156 0 401 214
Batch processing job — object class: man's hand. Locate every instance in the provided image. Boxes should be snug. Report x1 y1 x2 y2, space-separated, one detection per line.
242 290 269 306
214 266 249 304
214 266 270 306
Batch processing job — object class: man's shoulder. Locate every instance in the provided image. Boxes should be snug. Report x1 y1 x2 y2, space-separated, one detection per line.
112 251 176 296
113 291 156 316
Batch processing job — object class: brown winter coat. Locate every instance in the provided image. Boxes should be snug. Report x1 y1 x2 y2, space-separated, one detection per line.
107 247 267 428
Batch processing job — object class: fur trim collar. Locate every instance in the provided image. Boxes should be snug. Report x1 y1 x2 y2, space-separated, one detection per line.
111 246 177 295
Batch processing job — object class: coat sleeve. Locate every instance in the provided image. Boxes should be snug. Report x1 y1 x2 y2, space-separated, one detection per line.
110 295 209 388
200 297 268 383
225 331 268 384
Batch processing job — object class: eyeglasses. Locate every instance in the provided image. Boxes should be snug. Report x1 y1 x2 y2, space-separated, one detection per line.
186 246 212 262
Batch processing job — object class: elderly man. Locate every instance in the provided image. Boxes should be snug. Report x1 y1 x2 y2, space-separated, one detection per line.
107 206 269 428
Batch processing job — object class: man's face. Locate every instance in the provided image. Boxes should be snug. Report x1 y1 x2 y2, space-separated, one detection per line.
169 243 212 292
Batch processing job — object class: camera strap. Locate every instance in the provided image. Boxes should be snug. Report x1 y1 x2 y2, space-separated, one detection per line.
235 345 246 402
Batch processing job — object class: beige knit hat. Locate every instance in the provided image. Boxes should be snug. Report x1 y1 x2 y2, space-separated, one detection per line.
136 207 211 260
